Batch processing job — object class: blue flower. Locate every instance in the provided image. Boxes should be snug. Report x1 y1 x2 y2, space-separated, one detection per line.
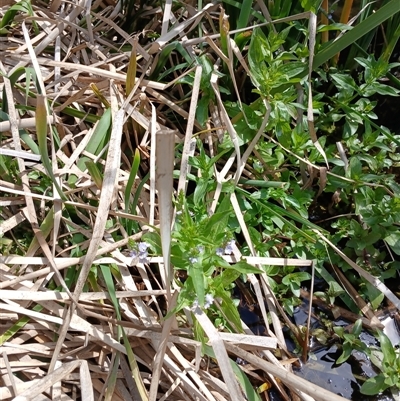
197 245 205 253
130 242 150 263
138 242 150 253
224 240 235 255
216 247 224 256
204 293 214 309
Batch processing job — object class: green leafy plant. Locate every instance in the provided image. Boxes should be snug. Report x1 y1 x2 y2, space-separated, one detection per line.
333 319 368 364
361 331 400 396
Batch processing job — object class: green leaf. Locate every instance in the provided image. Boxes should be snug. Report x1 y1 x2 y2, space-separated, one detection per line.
227 260 262 274
352 319 363 337
35 95 66 200
125 149 140 213
378 331 396 367
336 343 352 364
360 373 388 395
370 82 399 96
0 304 43 345
212 268 241 289
276 62 306 81
196 95 211 127
330 73 357 92
364 281 384 310
194 177 209 205
85 161 103 189
301 0 322 12
231 360 262 401
282 272 311 286
214 288 242 331
78 108 112 170
142 231 162 254
188 267 205 306
385 232 400 255
313 0 400 68
204 195 232 237
101 267 149 400
100 265 121 320
348 157 362 180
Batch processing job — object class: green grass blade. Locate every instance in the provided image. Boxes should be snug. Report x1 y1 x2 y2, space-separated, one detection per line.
100 265 149 401
0 304 43 345
25 207 55 255
125 149 140 213
230 360 262 401
313 0 400 69
19 129 40 154
85 107 112 155
222 0 265 23
0 0 34 30
238 179 286 188
104 352 120 401
36 95 66 200
381 21 400 63
85 160 104 189
235 0 253 33
77 107 112 171
131 171 149 214
100 265 122 321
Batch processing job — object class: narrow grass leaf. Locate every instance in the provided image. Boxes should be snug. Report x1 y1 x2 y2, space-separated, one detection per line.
77 108 112 170
35 95 65 200
230 360 262 401
313 0 400 68
236 0 253 33
85 160 104 189
125 148 140 212
0 304 43 345
104 352 120 401
90 83 110 108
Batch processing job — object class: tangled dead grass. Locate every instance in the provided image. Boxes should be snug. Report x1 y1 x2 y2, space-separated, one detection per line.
0 0 392 400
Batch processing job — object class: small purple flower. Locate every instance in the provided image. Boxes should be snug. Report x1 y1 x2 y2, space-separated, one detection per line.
189 256 198 264
130 242 150 263
224 240 235 255
216 248 224 256
138 242 150 253
138 251 149 263
204 293 214 309
129 250 138 258
197 245 205 253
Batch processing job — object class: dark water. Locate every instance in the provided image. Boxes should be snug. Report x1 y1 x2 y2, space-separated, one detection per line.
239 298 398 401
